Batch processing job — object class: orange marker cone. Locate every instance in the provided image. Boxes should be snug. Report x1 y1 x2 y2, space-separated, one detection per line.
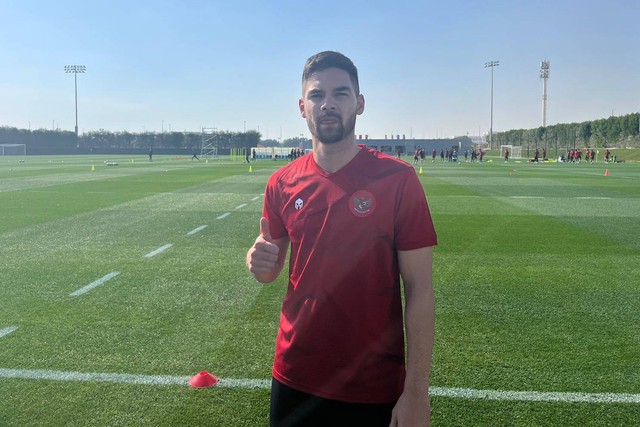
605 169 609 177
189 371 218 388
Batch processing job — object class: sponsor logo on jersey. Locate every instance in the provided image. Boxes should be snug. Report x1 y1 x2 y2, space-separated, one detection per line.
349 190 375 218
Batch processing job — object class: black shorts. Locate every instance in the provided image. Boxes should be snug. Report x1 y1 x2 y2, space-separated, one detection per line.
270 378 396 427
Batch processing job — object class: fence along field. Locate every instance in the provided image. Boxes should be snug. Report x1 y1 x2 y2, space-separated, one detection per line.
0 155 639 426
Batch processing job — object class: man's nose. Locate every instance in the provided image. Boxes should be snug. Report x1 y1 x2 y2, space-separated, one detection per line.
321 97 337 110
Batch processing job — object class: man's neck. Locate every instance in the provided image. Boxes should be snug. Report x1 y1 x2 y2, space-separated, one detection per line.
312 137 360 173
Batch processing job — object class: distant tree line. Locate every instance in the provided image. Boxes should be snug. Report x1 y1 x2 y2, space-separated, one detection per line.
2 113 637 155
0 127 262 155
494 113 640 150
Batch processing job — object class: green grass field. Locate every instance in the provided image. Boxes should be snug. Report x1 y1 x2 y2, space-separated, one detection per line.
1 154 638 426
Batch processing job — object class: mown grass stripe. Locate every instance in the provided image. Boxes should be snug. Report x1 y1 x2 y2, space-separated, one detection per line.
144 244 172 258
0 368 638 403
187 225 208 236
0 326 18 339
69 272 120 297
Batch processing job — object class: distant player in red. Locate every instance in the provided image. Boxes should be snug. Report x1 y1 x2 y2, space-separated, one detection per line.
247 51 437 427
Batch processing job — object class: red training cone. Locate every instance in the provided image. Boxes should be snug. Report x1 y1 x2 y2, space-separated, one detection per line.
605 169 609 177
189 371 219 388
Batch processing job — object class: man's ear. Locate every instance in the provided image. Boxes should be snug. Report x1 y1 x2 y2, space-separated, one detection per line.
356 94 365 115
299 98 306 118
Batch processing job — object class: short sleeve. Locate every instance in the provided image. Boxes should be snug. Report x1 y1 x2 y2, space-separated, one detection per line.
394 169 437 251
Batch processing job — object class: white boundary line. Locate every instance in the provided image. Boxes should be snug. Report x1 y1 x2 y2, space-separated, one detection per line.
510 196 544 199
429 386 640 404
0 368 638 403
70 272 120 297
144 244 173 258
0 326 18 339
217 212 231 220
235 203 247 209
187 225 208 236
251 196 261 201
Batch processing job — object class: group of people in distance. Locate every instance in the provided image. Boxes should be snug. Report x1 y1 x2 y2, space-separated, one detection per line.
561 148 595 163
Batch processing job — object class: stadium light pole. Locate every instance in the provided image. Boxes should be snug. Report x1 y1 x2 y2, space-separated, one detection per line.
540 60 550 127
485 60 499 150
64 65 86 138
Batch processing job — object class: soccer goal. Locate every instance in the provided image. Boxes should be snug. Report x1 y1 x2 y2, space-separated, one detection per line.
0 144 26 156
500 145 522 159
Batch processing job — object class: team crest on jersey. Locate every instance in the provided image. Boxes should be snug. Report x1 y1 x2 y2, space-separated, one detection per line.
294 198 304 211
349 190 376 218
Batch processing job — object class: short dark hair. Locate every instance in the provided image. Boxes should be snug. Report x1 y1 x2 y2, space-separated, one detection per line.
302 51 360 95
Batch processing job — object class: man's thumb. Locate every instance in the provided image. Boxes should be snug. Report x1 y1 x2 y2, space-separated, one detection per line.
260 217 273 241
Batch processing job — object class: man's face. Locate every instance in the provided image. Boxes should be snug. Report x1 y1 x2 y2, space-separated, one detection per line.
299 67 364 144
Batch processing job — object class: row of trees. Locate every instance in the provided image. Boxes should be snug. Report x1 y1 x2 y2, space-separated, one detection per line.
0 127 264 155
2 113 638 154
494 113 640 149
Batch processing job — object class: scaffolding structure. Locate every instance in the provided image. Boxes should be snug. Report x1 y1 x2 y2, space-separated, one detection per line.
200 127 219 159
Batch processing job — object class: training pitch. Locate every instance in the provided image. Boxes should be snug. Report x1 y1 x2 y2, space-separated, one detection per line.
0 154 638 426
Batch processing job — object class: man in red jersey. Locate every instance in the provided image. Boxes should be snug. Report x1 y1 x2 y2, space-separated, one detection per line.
246 51 437 427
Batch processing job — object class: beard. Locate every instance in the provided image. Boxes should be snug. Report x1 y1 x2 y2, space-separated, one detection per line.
308 111 357 145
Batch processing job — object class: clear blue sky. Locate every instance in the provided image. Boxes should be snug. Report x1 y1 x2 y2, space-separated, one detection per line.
1 0 638 140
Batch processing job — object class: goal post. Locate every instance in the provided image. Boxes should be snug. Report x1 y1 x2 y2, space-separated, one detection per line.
500 144 522 159
0 144 26 156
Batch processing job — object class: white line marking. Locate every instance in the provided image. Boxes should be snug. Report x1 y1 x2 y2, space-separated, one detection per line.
217 212 231 220
0 326 18 339
0 368 188 386
70 272 120 297
510 196 544 199
429 386 640 404
0 368 637 403
235 203 247 210
187 225 208 236
251 196 260 201
144 244 173 258
576 197 611 200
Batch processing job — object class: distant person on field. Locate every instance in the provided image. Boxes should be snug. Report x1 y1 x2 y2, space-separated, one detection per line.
192 149 200 161
246 51 437 427
149 147 153 161
504 147 509 162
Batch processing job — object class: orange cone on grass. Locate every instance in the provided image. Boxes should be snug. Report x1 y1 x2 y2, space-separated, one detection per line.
189 371 219 388
605 169 609 177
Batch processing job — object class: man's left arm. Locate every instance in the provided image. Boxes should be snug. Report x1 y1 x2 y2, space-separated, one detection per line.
390 246 435 426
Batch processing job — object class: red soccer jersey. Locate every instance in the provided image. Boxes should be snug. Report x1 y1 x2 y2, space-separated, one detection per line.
263 146 437 403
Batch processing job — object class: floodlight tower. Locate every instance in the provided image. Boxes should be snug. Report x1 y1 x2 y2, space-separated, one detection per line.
64 65 86 138
485 60 499 150
540 60 550 127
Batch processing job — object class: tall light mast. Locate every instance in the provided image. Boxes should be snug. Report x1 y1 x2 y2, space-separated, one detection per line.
540 60 550 127
484 60 499 150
